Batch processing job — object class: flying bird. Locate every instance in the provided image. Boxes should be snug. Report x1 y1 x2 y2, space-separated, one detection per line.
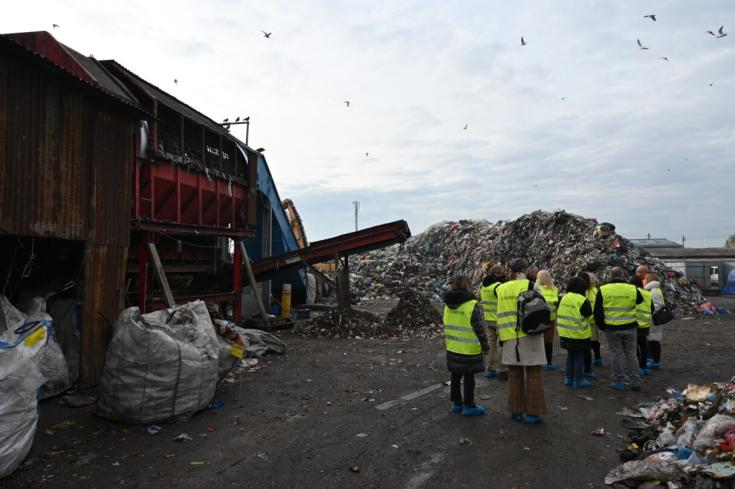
658 56 670 62
682 156 689 161
262 30 272 38
174 78 178 84
709 82 715 87
345 100 350 107
643 14 656 21
463 123 468 130
666 168 671 172
706 30 716 36
365 152 369 157
637 38 649 50
717 25 728 38
521 37 527 46
560 96 567 101
52 23 60 29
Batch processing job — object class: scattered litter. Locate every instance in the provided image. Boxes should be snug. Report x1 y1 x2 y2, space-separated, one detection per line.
50 420 76 430
208 400 224 410
190 461 204 466
147 425 162 435
62 395 96 408
458 438 473 446
74 452 98 467
349 465 361 473
578 395 594 401
356 433 368 438
164 454 175 459
480 394 491 400
256 452 270 461
560 407 568 411
523 447 531 451
606 377 735 487
592 427 608 436
207 426 217 433
173 433 192 442
391 444 399 449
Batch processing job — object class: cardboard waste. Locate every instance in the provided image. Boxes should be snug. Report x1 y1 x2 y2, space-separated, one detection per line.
96 301 220 424
352 210 704 316
607 378 735 487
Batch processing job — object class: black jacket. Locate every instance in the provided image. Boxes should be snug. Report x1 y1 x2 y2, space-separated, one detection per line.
443 289 490 375
594 279 643 331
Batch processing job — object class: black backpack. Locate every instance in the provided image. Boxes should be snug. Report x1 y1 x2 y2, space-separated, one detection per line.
517 288 552 335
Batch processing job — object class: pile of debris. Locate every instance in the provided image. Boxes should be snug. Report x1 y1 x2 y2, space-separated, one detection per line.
383 289 443 338
606 379 735 488
293 308 384 339
352 210 704 316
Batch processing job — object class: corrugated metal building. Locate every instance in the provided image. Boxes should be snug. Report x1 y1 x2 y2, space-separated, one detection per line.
0 32 144 386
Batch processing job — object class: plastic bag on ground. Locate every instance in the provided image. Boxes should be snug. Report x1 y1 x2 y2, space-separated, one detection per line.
96 301 219 424
235 327 287 356
692 415 735 452
604 458 687 485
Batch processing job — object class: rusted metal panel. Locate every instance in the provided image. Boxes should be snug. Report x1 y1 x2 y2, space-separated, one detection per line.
79 243 128 387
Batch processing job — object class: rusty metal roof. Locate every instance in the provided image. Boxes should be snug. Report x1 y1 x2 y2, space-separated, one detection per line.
102 60 234 139
2 31 142 111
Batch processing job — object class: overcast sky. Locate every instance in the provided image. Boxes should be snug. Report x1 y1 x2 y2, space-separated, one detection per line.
3 1 733 246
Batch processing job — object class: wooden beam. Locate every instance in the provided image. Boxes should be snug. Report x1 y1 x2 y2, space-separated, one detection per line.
147 242 175 308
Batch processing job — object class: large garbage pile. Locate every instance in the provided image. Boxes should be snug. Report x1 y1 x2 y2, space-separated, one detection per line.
606 379 735 488
383 289 443 339
352 210 704 316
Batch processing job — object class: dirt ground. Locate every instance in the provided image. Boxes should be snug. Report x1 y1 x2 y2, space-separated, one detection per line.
3 297 735 489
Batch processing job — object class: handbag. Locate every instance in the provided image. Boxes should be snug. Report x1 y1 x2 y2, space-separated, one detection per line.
653 306 674 325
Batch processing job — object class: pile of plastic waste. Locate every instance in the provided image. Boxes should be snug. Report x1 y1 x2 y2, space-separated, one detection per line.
383 289 443 339
607 379 735 488
293 308 384 339
352 210 704 316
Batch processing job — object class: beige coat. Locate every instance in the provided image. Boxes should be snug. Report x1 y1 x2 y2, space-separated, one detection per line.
501 333 547 366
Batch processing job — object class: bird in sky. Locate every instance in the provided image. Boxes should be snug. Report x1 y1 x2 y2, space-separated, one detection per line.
463 123 468 130
365 152 369 157
682 156 689 161
709 82 715 87
235 117 240 122
521 37 527 46
706 30 716 36
531 184 539 187
560 96 567 101
637 38 649 50
717 25 728 38
345 100 350 107
52 23 60 29
643 14 656 21
666 168 671 172
174 79 178 84
658 56 670 62
262 30 272 38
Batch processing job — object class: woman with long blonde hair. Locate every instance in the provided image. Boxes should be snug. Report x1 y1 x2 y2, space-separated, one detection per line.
535 270 559 370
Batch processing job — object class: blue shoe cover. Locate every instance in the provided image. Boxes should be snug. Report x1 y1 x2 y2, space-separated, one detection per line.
451 402 463 413
545 363 558 371
592 359 604 367
511 413 524 422
573 379 593 388
525 415 542 425
564 377 573 386
610 382 625 391
484 370 498 378
461 404 486 417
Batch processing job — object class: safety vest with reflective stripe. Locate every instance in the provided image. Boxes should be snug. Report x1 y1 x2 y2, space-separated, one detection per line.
557 292 590 340
443 300 481 355
599 282 638 326
636 288 652 329
538 285 559 321
496 279 530 342
586 286 598 327
479 282 501 323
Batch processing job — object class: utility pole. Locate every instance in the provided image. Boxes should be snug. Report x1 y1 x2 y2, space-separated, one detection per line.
353 201 360 232
682 235 687 275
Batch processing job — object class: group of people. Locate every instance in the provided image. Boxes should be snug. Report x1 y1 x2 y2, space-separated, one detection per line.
442 259 667 424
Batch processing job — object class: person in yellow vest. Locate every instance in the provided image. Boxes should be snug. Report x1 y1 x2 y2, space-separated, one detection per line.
479 264 507 379
443 275 490 416
594 267 644 391
534 270 560 371
497 259 547 424
558 276 594 387
644 273 665 369
631 276 654 376
579 272 602 377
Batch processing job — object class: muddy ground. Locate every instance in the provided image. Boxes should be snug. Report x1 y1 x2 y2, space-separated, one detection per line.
3 297 735 489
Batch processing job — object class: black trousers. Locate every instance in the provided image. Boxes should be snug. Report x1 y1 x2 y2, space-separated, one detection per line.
637 333 649 369
649 340 661 363
450 373 476 407
591 340 601 360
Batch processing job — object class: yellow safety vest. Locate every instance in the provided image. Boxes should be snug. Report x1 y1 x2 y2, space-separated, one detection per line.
443 300 481 355
496 279 530 342
538 285 559 321
637 288 652 329
557 292 590 340
586 286 598 327
479 282 501 323
599 282 637 326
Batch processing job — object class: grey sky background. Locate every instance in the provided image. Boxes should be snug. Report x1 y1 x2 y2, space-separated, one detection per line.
3 1 733 246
